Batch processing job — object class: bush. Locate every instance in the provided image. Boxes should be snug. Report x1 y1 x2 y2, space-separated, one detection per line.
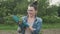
42 16 60 24
3 16 16 25
0 0 60 25
0 17 4 24
3 15 23 25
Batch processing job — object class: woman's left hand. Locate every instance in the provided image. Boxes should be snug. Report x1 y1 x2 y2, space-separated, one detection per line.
29 26 35 32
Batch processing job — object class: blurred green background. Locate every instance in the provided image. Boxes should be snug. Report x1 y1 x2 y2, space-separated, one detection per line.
0 0 60 30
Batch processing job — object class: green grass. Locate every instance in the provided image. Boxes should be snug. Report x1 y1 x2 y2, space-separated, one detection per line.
0 23 60 30
42 23 60 29
0 24 17 30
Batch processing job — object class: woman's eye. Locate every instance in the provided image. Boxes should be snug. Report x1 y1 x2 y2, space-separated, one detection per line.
27 10 33 11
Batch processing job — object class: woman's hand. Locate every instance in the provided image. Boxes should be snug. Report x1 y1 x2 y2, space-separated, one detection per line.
29 26 35 32
26 26 34 32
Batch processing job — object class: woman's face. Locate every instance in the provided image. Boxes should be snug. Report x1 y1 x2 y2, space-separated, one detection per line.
27 6 37 17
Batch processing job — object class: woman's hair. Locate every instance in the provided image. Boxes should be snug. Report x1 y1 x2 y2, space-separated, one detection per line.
29 1 38 10
27 1 38 17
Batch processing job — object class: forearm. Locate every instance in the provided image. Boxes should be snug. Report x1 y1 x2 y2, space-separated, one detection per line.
26 26 36 32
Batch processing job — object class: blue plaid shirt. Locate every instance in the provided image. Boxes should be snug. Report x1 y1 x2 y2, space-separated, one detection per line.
20 16 42 34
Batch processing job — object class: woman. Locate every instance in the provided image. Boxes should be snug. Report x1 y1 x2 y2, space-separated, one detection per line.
17 1 42 34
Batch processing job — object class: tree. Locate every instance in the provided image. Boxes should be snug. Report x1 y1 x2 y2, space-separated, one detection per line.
58 6 60 17
38 0 49 17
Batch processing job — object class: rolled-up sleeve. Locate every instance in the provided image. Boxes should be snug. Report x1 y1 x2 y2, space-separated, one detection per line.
32 18 42 34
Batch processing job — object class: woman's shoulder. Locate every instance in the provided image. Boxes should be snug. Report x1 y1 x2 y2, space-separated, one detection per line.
36 17 42 22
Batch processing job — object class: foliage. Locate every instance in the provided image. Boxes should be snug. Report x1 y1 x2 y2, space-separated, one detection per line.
42 16 60 24
0 0 60 25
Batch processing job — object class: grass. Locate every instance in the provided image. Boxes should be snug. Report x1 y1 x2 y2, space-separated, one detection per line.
0 23 60 34
42 23 60 29
0 24 17 30
0 23 60 30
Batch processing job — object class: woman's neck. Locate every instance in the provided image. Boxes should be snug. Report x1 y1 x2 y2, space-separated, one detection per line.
28 15 35 18
27 15 35 23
